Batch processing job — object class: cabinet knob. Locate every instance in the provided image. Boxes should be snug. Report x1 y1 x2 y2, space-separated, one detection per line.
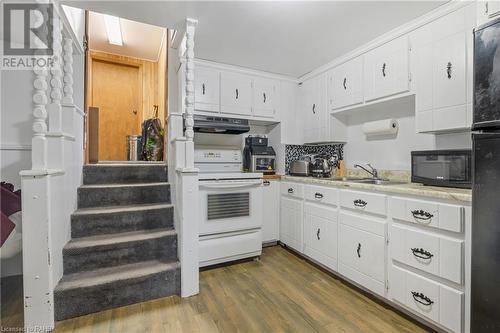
357 243 361 258
411 292 434 306
202 83 206 95
382 63 387 77
288 188 294 194
314 192 323 199
353 199 367 208
263 180 270 186
343 77 347 90
411 209 434 222
446 62 452 79
411 248 434 260
316 228 321 240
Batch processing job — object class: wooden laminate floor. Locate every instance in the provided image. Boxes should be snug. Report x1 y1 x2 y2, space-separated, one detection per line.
3 246 431 332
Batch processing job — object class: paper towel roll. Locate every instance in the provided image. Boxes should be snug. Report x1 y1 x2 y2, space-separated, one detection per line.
362 119 399 136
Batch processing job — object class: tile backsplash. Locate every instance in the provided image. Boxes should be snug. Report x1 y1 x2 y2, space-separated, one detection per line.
285 144 344 174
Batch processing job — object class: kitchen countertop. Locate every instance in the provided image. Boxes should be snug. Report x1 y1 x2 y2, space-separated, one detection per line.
281 175 472 203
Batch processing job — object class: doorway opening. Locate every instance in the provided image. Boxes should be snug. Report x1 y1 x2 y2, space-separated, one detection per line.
85 11 168 163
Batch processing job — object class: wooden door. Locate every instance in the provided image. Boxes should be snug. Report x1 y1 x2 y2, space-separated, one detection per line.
92 60 141 161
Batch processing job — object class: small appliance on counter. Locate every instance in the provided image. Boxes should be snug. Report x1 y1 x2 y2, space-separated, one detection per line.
289 160 310 176
243 135 276 174
289 154 339 178
411 150 472 188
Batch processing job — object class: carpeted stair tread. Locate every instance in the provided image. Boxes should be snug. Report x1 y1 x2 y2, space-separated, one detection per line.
72 203 173 216
83 164 167 185
55 260 180 291
79 182 168 189
64 229 176 252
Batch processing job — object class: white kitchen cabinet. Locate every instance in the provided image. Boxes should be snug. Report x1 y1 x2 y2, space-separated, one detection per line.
280 81 302 144
253 78 279 118
327 56 364 110
412 5 475 133
195 66 220 113
262 179 280 243
364 35 410 102
304 203 338 270
280 195 303 253
477 1 500 25
220 71 253 116
300 74 328 143
339 211 386 296
390 265 463 333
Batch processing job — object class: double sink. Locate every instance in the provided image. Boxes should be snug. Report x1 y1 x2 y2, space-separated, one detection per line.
328 177 408 186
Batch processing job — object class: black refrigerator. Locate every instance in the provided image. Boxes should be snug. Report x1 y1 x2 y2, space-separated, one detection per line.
471 16 500 332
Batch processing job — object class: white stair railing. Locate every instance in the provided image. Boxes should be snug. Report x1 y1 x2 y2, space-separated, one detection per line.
20 5 83 331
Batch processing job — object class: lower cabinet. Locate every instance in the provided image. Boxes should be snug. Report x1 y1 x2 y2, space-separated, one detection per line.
390 265 463 333
280 195 303 252
339 212 386 297
262 180 280 243
304 203 338 270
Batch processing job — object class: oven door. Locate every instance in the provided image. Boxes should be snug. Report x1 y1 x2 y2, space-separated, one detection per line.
199 179 263 235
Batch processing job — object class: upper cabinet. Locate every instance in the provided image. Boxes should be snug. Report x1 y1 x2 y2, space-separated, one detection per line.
220 72 253 116
412 5 474 133
253 78 279 118
327 56 364 110
301 74 328 143
364 35 410 102
477 0 500 26
194 66 220 113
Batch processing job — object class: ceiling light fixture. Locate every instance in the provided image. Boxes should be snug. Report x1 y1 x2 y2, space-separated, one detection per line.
103 14 123 46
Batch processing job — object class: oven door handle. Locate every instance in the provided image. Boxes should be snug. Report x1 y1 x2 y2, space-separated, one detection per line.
199 181 262 189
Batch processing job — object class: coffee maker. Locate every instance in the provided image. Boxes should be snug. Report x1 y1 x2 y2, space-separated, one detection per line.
243 135 276 174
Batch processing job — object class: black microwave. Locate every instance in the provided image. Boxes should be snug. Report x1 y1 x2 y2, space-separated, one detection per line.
411 150 472 189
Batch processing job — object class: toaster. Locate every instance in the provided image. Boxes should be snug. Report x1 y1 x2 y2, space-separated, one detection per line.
289 160 310 176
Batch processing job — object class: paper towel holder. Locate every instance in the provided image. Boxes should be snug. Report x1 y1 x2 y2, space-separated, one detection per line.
362 118 399 138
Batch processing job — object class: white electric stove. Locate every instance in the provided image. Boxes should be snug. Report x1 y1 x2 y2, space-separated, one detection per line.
195 146 263 267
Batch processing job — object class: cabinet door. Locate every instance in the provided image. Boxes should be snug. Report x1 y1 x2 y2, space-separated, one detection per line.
304 204 338 270
364 35 410 101
280 81 302 144
280 196 303 252
432 31 467 130
301 78 318 143
220 72 253 116
253 78 279 118
328 56 363 110
195 66 220 113
262 180 279 242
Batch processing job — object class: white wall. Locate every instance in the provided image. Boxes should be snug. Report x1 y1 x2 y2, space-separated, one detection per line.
342 95 472 171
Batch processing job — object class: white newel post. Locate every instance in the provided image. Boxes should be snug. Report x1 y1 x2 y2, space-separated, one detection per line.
177 18 200 297
62 37 75 136
19 3 57 331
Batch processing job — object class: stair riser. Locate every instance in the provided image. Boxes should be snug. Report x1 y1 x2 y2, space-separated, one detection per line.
78 184 170 208
83 165 168 185
63 235 177 274
54 267 180 321
71 207 174 238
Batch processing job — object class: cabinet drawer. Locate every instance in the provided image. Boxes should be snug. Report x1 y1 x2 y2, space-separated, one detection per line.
304 185 338 206
339 221 385 295
281 182 303 198
390 265 463 333
340 190 387 216
391 197 463 233
391 225 463 284
304 203 338 270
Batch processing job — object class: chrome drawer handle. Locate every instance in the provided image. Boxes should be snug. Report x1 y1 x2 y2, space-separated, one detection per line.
354 199 367 208
411 248 434 260
357 243 361 258
411 292 434 306
314 192 323 199
263 180 270 186
411 210 434 221
317 228 321 240
288 188 294 194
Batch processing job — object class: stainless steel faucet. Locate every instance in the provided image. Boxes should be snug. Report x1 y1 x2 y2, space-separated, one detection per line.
354 163 379 179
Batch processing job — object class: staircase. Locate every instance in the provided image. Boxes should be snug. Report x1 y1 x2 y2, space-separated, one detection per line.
54 164 180 321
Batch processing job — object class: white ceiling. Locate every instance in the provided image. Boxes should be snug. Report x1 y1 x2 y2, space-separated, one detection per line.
66 1 446 77
89 11 165 61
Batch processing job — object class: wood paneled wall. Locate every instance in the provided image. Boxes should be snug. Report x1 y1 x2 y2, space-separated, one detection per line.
88 50 166 126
